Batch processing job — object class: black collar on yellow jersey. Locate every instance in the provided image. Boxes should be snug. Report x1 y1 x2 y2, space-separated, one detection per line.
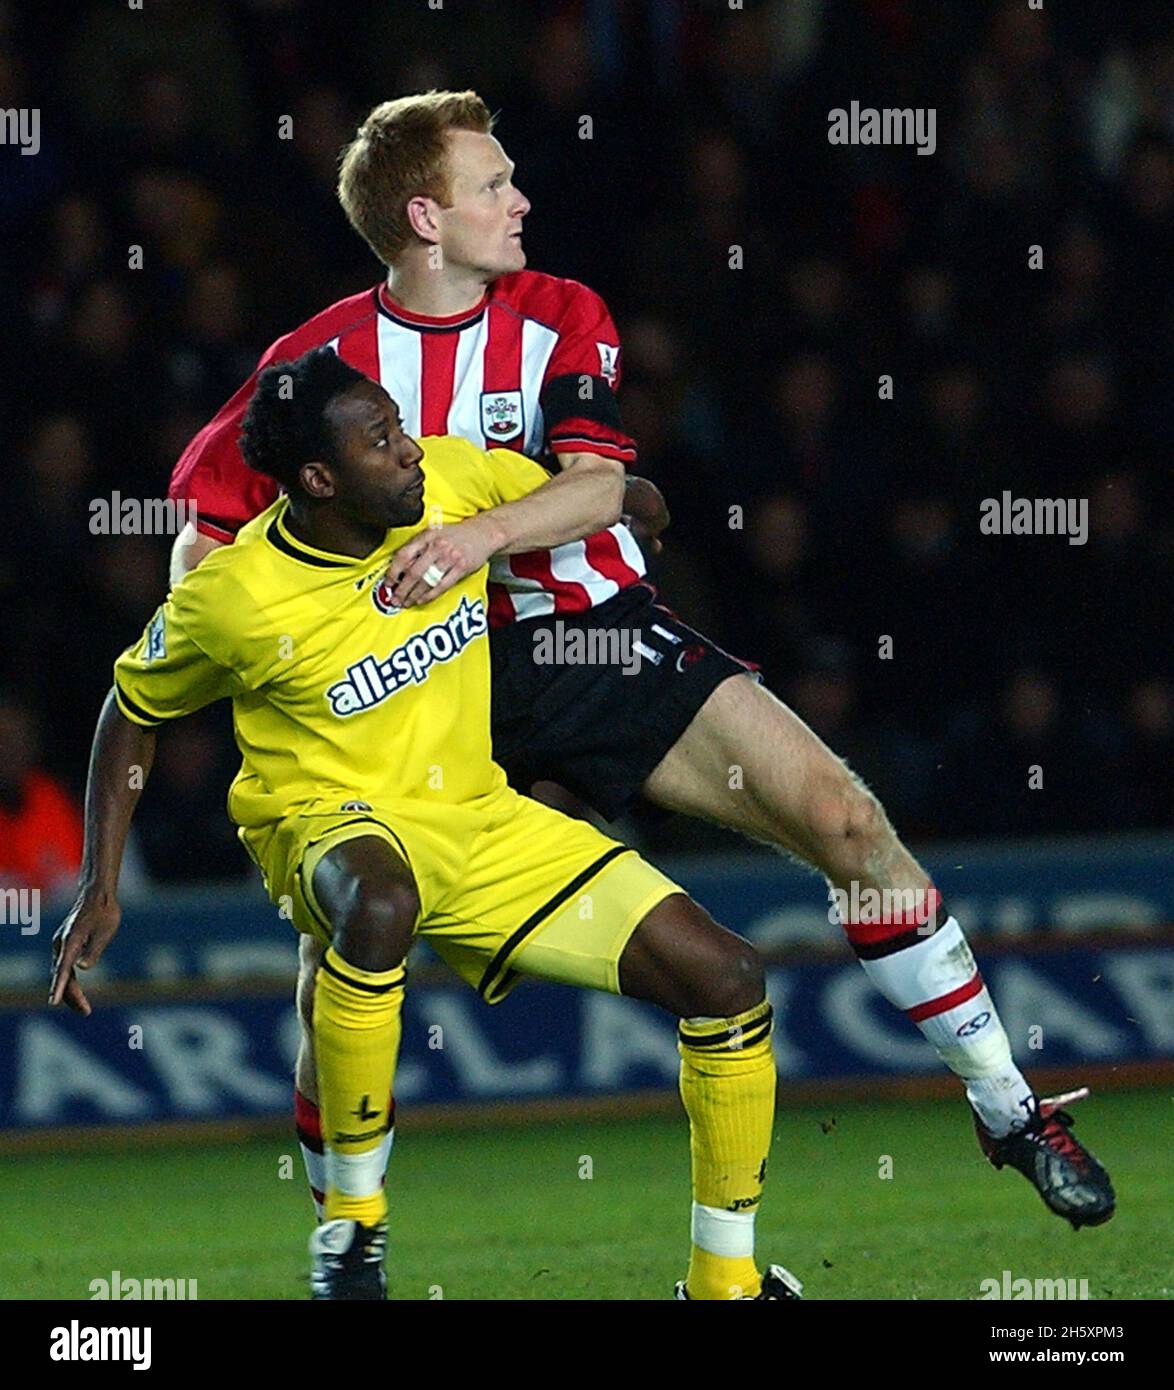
265 503 378 569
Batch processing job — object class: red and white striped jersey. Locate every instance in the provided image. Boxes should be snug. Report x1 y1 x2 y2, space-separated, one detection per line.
168 270 646 627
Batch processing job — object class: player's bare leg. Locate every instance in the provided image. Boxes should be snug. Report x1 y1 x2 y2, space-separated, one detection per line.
643 673 927 893
301 834 419 1298
642 672 1028 1128
642 673 1115 1226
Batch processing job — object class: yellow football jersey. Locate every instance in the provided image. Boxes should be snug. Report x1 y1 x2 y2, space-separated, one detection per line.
114 436 550 831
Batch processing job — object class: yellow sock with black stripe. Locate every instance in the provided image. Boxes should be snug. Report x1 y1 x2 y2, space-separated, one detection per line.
678 999 776 1300
314 946 405 1227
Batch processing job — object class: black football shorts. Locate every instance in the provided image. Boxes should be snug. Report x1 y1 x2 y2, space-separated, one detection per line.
489 581 758 820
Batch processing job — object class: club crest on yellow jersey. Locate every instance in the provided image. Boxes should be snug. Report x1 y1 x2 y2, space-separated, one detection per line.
371 576 402 615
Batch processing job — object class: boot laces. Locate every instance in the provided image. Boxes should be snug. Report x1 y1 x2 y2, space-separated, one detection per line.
1032 1108 1088 1170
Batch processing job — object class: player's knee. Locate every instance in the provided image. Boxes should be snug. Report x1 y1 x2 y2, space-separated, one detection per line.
689 935 765 1020
332 878 419 973
807 770 883 850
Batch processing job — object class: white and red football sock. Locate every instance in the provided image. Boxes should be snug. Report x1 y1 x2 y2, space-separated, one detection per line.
295 1088 395 1222
838 888 1034 1138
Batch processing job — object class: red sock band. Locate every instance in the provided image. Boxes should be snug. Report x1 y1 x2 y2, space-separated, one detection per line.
841 888 944 953
906 971 984 1023
294 1088 322 1143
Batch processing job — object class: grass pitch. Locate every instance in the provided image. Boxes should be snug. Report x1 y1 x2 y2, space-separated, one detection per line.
6 1089 1170 1300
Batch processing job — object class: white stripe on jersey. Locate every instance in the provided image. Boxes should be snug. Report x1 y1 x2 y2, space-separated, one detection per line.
488 555 559 617
520 318 559 456
446 321 486 443
337 302 645 622
374 316 424 435
612 521 647 576
495 524 647 623
549 537 621 606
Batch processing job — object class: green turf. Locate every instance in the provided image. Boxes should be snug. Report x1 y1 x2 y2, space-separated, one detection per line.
5 1089 1171 1300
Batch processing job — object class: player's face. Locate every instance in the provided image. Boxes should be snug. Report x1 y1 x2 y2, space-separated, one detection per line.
324 380 426 530
437 130 530 278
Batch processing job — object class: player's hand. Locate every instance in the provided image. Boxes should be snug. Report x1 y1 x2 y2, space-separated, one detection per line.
621 476 670 557
383 515 502 608
49 892 121 1015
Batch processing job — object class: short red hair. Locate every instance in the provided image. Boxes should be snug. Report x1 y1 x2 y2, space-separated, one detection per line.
338 90 495 266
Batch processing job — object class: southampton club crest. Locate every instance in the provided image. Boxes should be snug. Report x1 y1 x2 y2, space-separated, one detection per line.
480 390 523 443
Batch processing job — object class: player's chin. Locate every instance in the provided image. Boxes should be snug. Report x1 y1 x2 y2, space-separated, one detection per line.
478 245 524 280
389 492 425 529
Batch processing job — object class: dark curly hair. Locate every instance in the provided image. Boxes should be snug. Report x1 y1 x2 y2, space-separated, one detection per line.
239 346 370 492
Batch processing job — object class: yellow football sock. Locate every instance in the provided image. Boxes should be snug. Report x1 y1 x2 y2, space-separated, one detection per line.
314 946 405 1226
678 1000 776 1300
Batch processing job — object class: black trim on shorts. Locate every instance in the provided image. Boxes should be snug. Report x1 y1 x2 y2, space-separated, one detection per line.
295 859 333 938
477 844 632 1001
296 815 416 939
321 815 413 863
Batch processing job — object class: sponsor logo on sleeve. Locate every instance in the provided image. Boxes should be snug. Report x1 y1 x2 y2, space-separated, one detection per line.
597 342 620 386
145 611 167 663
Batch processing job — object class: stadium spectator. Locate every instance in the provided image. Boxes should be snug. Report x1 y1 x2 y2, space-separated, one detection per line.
0 698 83 900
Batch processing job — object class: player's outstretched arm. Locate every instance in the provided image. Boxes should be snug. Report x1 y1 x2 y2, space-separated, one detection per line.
481 450 626 554
49 690 158 1014
387 450 624 607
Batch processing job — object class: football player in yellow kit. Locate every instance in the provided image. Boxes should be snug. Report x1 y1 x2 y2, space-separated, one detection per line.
50 347 803 1302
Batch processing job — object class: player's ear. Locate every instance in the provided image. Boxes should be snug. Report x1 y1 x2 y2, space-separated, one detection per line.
405 195 441 244
299 461 336 500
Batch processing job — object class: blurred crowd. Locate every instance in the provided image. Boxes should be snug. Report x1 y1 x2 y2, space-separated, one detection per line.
1 0 1170 892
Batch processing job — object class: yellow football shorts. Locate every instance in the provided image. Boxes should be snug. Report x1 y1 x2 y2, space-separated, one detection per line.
240 786 681 1002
